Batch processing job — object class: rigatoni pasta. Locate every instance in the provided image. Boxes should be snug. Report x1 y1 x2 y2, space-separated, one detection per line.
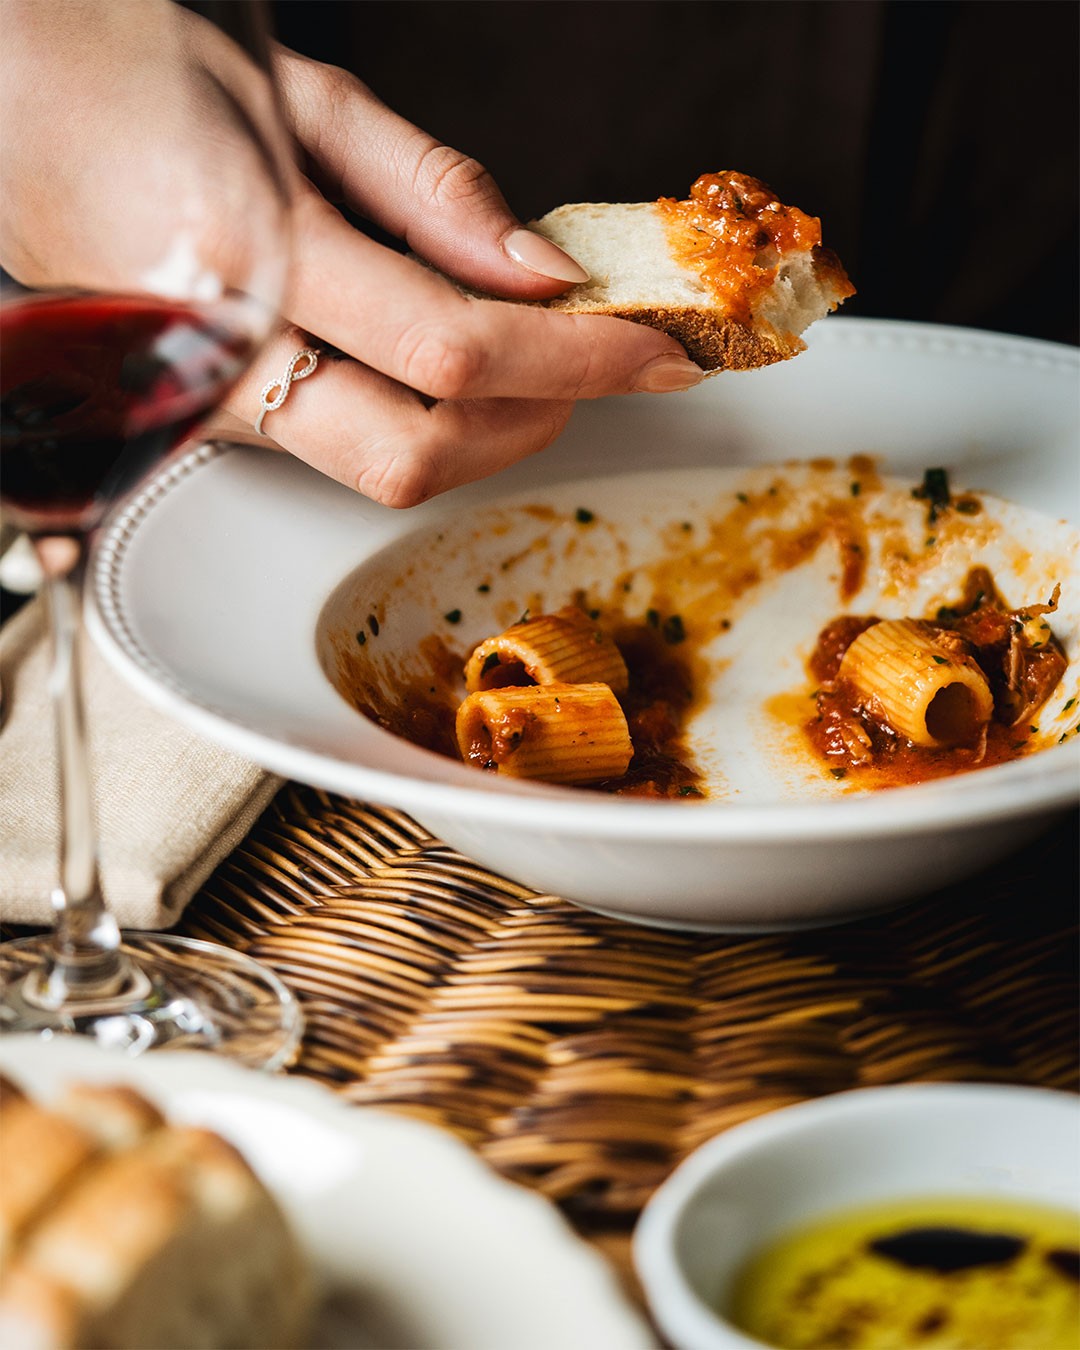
455 682 633 783
453 604 701 794
803 565 1067 785
837 618 995 748
464 606 628 694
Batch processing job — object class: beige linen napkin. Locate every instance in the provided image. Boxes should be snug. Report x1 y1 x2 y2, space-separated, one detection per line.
1 596 283 929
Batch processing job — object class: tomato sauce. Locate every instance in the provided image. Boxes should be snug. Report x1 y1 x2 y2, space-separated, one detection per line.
657 171 853 323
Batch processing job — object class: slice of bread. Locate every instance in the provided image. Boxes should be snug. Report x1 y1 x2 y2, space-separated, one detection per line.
529 171 855 371
0 1076 313 1350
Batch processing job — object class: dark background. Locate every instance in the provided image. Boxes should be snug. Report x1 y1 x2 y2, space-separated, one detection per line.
271 0 1079 346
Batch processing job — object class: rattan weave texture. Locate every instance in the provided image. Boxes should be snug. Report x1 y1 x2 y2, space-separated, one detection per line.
179 786 1079 1240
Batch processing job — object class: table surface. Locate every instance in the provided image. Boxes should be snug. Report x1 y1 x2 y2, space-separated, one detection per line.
174 785 1080 1302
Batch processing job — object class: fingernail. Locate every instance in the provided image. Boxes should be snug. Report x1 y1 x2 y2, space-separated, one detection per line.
505 227 589 283
634 356 705 393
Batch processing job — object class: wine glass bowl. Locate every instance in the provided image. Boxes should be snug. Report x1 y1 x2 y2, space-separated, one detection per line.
0 0 302 1066
0 291 263 536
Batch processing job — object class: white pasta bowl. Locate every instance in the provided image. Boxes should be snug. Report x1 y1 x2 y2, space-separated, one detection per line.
631 1083 1080 1350
88 319 1080 930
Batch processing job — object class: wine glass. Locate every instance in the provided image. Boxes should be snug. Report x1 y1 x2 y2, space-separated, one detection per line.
0 0 303 1066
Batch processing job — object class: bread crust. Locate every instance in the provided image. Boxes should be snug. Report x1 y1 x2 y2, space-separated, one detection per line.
0 1080 313 1350
543 302 801 372
0 1086 98 1266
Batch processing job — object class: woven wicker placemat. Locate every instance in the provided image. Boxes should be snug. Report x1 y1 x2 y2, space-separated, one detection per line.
177 785 1079 1278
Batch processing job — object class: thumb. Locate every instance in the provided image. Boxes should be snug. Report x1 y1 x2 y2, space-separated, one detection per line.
274 47 587 298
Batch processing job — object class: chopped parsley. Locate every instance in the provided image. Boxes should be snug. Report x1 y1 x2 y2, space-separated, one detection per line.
912 467 951 523
575 507 595 524
444 609 462 625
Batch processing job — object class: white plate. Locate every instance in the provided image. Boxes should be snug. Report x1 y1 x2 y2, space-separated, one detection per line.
87 318 1080 930
0 1036 657 1350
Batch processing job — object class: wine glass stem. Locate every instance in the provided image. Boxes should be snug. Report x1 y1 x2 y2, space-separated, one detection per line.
33 535 131 1004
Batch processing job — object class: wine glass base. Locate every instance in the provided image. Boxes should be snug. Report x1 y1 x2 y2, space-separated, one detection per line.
0 932 303 1071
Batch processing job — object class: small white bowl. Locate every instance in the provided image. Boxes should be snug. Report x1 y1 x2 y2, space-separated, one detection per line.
632 1083 1080 1350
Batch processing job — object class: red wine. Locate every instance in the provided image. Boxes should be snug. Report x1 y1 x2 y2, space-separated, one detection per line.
1 292 257 533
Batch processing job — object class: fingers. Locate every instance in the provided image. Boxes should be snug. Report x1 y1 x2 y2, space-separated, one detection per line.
286 190 702 401
225 330 573 508
259 46 705 510
274 47 587 299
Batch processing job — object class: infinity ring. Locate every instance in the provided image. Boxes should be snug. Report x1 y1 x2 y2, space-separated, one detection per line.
254 348 319 436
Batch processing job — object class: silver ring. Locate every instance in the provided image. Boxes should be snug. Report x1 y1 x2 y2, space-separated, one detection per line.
254 347 319 436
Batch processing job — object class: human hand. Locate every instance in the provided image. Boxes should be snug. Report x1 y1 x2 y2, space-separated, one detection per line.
218 46 704 507
0 3 703 508
1 1 287 307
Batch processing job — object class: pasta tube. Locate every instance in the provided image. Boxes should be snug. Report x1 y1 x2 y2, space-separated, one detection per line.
464 606 628 694
838 618 994 747
455 682 633 784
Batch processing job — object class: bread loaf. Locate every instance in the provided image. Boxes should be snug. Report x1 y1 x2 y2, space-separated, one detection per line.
529 170 855 371
0 1074 312 1350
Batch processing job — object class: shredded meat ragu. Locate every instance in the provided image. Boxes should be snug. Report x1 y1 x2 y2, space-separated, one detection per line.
946 572 1066 725
598 625 703 796
804 567 1067 786
809 616 877 685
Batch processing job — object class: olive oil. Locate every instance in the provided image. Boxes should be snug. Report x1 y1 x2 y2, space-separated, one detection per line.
727 1195 1080 1349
